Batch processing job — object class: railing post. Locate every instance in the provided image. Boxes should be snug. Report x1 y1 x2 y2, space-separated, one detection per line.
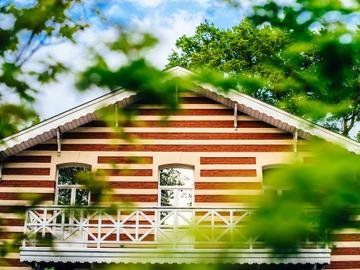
116 209 120 243
42 208 47 237
154 209 158 243
135 210 139 242
61 208 65 241
80 208 84 244
22 209 29 247
97 210 102 248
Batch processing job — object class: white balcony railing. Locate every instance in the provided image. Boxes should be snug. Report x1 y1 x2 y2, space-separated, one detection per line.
20 206 331 265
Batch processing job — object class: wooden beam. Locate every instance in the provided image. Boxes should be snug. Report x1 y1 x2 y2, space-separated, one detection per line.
56 128 61 156
114 103 119 128
234 103 238 130
293 129 298 153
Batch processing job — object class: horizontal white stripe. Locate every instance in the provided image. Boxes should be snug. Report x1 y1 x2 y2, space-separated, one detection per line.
49 139 295 145
105 176 155 182
108 189 157 195
0 187 53 193
331 255 360 261
73 127 285 133
199 164 258 169
1 175 52 181
130 115 256 121
0 226 24 233
193 202 256 207
197 177 261 182
138 104 228 109
97 202 158 207
194 190 262 195
95 164 153 169
0 213 23 219
0 200 52 206
332 242 360 248
333 229 360 234
21 151 295 160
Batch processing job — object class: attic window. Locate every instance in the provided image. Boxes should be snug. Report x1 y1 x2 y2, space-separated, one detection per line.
56 166 91 206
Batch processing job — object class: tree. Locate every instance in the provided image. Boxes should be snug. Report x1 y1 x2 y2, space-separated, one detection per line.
167 11 360 138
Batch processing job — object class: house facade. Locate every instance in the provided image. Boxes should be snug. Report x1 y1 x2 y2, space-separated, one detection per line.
0 67 359 269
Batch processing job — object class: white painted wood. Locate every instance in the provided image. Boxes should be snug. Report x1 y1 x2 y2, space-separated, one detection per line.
21 205 330 265
20 246 331 264
56 128 61 156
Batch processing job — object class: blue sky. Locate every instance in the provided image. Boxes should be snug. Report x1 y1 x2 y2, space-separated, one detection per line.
25 0 250 120
7 0 359 138
96 0 250 29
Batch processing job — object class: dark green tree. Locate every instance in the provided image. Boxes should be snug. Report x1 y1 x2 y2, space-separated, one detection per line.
167 14 360 138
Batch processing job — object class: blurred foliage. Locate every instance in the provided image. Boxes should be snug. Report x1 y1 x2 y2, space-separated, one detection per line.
0 103 39 139
167 2 360 138
0 0 91 139
249 140 360 249
0 0 359 268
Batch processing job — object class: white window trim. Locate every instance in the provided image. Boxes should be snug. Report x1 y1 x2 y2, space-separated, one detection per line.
158 165 195 207
55 164 91 206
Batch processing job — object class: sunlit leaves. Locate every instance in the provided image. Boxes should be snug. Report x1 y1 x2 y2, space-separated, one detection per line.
0 103 39 139
110 32 158 59
249 140 360 249
0 0 88 139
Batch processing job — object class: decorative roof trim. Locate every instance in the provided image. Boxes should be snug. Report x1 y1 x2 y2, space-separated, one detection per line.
0 90 136 160
0 66 359 160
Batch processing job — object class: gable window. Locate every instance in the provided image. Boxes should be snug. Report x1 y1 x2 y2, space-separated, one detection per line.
262 166 289 198
56 165 91 206
159 166 194 207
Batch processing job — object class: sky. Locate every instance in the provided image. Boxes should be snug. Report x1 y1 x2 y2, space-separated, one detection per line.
26 0 251 119
4 0 359 138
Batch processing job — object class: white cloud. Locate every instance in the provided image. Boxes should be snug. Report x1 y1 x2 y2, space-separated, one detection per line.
33 74 105 119
124 0 165 8
18 6 205 119
131 9 204 68
26 26 121 119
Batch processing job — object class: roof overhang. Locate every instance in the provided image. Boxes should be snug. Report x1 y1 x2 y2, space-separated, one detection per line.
1 66 359 160
0 90 136 160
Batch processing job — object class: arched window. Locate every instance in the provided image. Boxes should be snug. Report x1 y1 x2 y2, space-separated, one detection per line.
159 165 194 207
55 165 91 206
262 165 288 198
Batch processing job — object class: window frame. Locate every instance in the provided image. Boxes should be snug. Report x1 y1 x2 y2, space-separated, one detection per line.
158 164 195 207
262 164 289 197
55 164 91 206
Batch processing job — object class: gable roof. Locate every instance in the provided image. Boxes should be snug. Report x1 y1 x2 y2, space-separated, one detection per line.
1 66 359 160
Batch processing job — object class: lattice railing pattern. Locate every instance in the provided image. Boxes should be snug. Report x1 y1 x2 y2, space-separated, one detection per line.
24 206 327 250
23 206 260 249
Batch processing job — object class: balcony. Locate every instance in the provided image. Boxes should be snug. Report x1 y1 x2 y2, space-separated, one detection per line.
20 206 331 265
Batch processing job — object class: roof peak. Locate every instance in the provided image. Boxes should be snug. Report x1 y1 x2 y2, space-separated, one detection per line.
1 66 359 159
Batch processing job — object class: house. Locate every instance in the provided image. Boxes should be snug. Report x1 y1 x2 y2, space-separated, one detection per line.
0 66 359 269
